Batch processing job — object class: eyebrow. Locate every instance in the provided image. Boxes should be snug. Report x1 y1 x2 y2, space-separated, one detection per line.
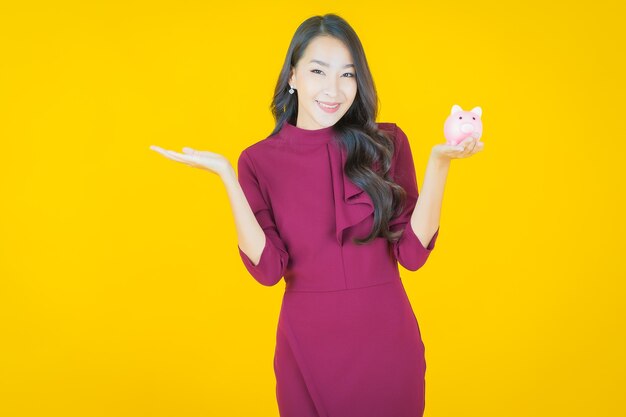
309 59 355 69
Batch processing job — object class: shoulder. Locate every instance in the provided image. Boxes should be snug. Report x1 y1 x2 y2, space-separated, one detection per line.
376 122 408 142
376 121 397 133
376 122 410 156
240 135 280 155
238 130 284 167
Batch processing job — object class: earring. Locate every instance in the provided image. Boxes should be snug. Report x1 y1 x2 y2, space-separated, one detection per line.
288 85 295 94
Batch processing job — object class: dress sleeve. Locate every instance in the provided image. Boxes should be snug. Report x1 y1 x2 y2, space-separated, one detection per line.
388 124 440 271
236 150 290 286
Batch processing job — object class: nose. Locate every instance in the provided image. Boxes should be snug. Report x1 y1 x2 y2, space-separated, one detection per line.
324 77 338 98
460 123 475 133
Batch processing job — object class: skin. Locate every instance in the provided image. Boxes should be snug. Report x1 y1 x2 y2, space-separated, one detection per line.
149 34 484 262
287 35 358 130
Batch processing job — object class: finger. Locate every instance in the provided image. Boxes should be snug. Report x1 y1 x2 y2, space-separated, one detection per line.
468 141 484 156
182 147 196 155
150 146 173 158
150 146 196 166
182 147 218 157
468 138 477 153
150 145 166 152
457 139 473 157
165 150 196 164
177 152 204 167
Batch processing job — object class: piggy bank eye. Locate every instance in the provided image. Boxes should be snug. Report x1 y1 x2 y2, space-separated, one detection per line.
458 116 462 119
472 117 475 120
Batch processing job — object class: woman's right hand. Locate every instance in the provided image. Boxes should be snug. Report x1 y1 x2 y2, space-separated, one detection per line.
149 145 233 178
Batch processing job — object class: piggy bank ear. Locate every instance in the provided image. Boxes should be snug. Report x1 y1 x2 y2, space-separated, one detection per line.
451 104 463 115
470 106 482 118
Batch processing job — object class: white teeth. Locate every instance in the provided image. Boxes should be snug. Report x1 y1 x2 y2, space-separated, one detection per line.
317 101 339 109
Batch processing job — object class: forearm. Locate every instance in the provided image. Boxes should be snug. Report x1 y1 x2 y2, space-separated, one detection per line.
221 166 266 266
410 151 450 248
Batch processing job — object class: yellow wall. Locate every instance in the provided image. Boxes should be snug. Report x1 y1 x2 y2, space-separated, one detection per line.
1 1 624 416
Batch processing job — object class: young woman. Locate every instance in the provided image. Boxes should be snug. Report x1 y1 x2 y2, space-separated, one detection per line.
151 13 483 417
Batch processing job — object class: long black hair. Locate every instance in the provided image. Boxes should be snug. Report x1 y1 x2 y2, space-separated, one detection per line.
268 13 407 246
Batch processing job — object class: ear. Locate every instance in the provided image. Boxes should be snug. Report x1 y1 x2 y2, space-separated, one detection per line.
451 104 463 115
288 67 296 87
470 106 482 118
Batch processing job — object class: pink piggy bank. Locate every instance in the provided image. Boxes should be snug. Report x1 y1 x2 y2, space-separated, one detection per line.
443 104 483 146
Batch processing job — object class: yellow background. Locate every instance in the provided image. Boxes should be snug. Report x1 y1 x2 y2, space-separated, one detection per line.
1 1 624 416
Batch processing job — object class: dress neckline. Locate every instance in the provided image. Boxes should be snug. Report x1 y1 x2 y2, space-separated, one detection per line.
278 120 336 144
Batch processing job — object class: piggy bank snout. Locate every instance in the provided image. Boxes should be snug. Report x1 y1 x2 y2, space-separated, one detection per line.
460 123 476 133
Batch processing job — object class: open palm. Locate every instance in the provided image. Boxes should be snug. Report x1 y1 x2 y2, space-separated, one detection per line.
149 145 231 177
433 135 484 160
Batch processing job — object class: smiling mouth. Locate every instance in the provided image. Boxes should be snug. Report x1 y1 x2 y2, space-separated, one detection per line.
316 100 340 109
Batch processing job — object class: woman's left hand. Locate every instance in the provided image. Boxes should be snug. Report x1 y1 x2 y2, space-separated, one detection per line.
432 135 484 160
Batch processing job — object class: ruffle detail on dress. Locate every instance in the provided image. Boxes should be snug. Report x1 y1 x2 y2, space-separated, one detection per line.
327 142 375 246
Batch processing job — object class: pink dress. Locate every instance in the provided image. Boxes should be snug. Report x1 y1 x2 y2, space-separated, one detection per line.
237 121 439 417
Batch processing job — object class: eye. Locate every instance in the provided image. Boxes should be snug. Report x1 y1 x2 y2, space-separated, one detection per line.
311 69 355 78
472 117 475 120
459 116 462 119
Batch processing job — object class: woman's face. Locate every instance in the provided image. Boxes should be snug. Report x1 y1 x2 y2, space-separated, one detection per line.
289 35 357 130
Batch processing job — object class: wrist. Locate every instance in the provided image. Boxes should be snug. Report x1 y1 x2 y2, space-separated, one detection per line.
430 149 451 166
219 163 237 183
